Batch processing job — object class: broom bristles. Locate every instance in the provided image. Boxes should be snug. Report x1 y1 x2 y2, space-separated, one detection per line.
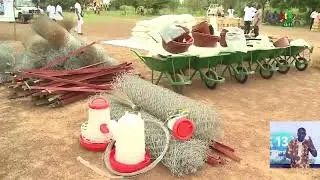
57 17 77 32
32 15 68 47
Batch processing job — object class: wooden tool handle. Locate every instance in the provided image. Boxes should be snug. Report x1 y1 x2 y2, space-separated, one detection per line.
77 156 123 179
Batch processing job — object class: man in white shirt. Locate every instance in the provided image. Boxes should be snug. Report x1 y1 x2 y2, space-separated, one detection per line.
227 6 235 18
310 9 318 31
74 1 84 35
243 4 256 34
54 4 64 21
46 4 55 20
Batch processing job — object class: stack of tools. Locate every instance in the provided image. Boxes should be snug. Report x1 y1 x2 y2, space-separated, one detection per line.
8 62 134 107
207 140 241 165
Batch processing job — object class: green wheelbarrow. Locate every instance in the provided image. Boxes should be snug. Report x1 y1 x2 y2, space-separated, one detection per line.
283 45 312 71
244 49 280 79
220 51 252 84
131 49 194 94
189 55 225 90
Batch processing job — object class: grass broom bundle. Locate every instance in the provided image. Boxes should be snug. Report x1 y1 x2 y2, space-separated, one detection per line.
57 17 77 32
31 15 68 47
0 43 15 72
22 34 50 58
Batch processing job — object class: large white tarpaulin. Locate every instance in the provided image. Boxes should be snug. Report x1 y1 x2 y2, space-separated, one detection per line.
0 0 14 22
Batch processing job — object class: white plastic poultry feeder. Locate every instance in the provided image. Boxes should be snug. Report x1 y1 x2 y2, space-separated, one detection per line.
80 97 112 152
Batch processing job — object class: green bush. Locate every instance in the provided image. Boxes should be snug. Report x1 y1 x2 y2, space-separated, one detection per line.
159 8 171 15
119 5 136 15
145 8 154 15
176 7 189 14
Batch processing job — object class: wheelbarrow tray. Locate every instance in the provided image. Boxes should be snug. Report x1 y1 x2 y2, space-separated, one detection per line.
284 46 309 57
219 52 246 65
244 49 275 63
132 50 195 73
131 49 195 94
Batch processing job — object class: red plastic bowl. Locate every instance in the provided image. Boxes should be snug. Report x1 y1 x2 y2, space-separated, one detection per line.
162 33 194 54
274 37 290 47
192 21 211 35
109 148 152 173
192 32 219 47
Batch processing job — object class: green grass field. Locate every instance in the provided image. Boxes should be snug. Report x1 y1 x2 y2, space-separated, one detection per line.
64 10 156 24
63 8 206 24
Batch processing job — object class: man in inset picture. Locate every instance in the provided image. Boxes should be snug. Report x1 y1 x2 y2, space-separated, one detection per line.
286 127 317 168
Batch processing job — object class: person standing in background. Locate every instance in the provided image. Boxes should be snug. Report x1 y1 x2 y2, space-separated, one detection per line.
74 1 84 35
252 5 262 37
310 9 318 31
244 4 256 34
227 6 235 18
54 4 64 21
46 4 55 20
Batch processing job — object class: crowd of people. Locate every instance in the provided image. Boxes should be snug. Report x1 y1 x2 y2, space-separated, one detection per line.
46 1 84 35
243 4 320 36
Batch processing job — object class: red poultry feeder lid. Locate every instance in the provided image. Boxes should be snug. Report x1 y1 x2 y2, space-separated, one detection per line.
79 135 109 152
88 97 109 110
109 148 152 173
172 117 195 140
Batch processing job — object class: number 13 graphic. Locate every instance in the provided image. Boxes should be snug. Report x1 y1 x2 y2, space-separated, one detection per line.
276 136 289 147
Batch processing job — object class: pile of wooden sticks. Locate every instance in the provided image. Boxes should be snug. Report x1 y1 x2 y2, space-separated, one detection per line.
8 62 134 107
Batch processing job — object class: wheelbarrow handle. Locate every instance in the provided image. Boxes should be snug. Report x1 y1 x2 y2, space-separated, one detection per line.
130 49 146 63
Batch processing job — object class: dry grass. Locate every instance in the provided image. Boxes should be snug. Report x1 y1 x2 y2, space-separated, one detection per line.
22 34 50 57
0 43 15 72
31 15 68 47
57 18 77 32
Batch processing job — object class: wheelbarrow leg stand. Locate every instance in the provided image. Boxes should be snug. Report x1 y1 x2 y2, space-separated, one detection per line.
155 72 163 85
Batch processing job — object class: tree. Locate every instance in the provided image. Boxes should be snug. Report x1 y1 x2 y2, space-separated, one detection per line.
183 0 208 12
168 0 180 12
137 0 171 14
270 0 320 9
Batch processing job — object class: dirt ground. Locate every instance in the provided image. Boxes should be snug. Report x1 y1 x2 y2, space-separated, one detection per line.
1 20 320 180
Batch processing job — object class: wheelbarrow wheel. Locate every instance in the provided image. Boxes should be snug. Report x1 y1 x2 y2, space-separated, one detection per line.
204 70 218 89
235 66 248 84
260 63 273 79
171 73 184 94
295 57 308 71
277 59 290 74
